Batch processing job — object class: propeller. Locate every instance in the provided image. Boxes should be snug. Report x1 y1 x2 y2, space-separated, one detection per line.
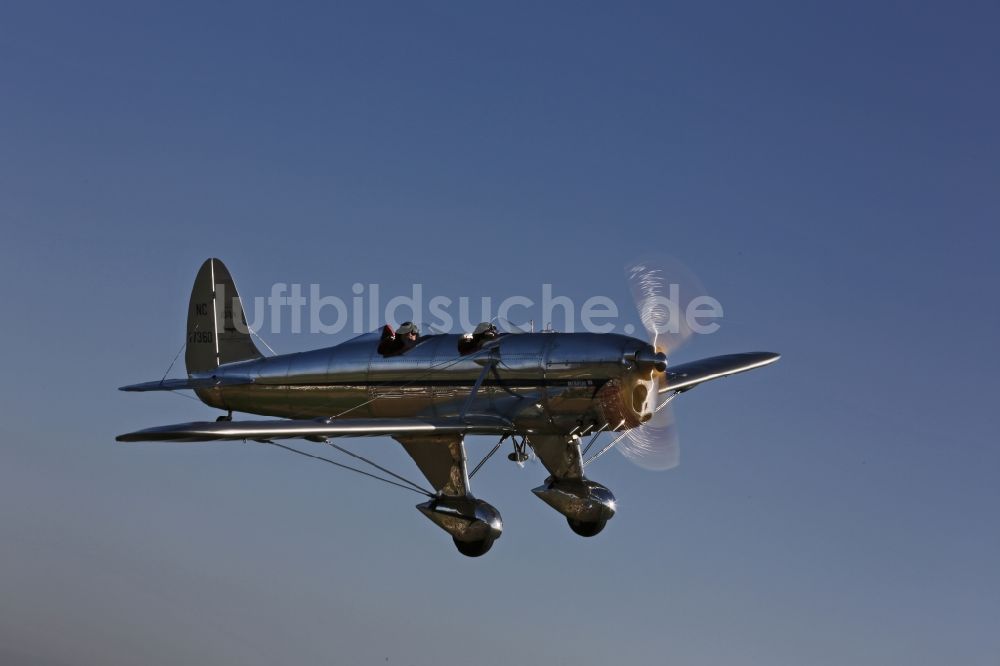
619 256 710 471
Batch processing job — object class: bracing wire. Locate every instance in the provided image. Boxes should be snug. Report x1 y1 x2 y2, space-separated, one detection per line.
156 338 202 406
581 421 620 458
320 440 432 495
249 327 278 356
582 430 631 468
167 390 203 404
262 441 434 497
160 338 188 384
582 394 680 468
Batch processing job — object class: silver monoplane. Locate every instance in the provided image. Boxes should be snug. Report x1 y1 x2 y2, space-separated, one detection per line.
119 259 779 556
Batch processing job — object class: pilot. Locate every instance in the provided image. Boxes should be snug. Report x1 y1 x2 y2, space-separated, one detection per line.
377 322 420 357
396 321 420 350
473 321 498 341
458 321 499 354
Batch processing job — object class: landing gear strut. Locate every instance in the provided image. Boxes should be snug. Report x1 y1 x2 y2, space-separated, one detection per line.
527 435 617 538
397 434 504 557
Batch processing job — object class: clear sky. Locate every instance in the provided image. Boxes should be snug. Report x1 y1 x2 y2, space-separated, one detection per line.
1 2 998 665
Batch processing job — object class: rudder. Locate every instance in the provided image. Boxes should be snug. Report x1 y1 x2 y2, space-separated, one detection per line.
185 258 262 374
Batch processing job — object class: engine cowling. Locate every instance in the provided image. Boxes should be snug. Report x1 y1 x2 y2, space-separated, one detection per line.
595 374 657 430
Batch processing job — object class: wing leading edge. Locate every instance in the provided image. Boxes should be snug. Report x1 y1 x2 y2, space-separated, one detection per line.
116 415 514 443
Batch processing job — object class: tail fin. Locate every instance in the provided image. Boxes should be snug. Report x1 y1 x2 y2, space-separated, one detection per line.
185 258 262 374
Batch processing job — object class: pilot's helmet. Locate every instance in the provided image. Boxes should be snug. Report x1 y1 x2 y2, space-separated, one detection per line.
397 321 419 336
473 322 497 336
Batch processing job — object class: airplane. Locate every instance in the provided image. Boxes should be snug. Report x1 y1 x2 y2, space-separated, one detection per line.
118 259 779 557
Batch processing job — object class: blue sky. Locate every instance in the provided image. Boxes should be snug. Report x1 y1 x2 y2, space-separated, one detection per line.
1 2 998 664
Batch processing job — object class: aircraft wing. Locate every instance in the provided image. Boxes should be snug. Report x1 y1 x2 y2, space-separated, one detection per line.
659 352 780 394
116 415 513 443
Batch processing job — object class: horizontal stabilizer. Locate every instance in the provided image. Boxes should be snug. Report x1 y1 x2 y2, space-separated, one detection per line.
660 352 780 393
116 415 513 443
119 376 255 392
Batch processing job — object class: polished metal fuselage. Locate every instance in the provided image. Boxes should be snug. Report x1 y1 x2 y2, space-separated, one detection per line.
194 331 657 435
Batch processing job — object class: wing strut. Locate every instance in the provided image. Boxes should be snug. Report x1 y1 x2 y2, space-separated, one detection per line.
469 434 508 479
